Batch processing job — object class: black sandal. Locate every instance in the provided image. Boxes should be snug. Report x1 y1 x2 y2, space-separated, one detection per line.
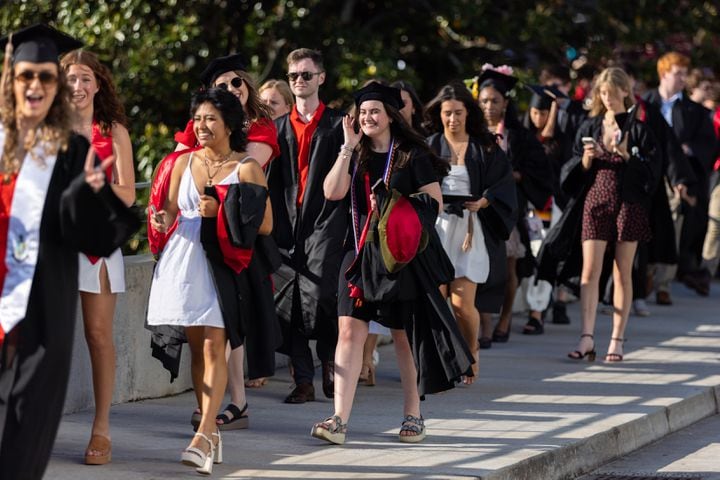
604 337 626 363
215 403 249 431
522 316 544 335
568 333 596 362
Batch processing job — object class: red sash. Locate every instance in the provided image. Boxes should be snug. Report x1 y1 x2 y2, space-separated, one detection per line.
213 184 253 274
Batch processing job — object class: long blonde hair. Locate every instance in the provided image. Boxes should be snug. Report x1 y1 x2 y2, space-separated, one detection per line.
588 67 635 117
1 56 72 173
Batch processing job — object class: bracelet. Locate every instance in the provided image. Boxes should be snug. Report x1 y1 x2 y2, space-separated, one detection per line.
340 144 355 152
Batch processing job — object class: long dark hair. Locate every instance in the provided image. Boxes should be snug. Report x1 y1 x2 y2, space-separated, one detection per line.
60 49 128 135
225 70 274 122
390 80 427 136
424 82 496 148
190 88 247 152
353 101 448 179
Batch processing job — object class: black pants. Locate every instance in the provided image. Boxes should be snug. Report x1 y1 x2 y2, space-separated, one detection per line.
288 285 335 385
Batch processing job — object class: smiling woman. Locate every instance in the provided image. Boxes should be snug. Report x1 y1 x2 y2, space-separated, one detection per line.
60 48 135 467
0 24 138 480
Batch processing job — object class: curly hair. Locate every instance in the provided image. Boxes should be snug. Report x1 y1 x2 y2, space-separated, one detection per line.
190 87 248 152
60 49 128 135
353 100 448 179
1 61 72 173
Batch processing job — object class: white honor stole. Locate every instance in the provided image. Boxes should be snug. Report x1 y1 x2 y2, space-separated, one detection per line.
0 127 58 334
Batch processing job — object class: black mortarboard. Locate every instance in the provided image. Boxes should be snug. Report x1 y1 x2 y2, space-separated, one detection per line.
0 24 83 65
525 84 568 110
353 81 404 110
477 69 518 97
199 53 247 87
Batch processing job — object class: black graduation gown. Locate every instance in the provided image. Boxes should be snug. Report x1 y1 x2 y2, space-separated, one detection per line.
0 134 139 480
644 90 718 271
504 125 554 279
426 133 517 313
637 98 697 264
537 115 662 291
345 187 474 397
148 183 281 382
522 114 572 209
266 108 347 346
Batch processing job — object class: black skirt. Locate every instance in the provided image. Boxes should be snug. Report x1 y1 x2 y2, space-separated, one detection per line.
337 250 408 329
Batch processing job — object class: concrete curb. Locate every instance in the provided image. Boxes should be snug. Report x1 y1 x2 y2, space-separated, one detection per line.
485 386 720 480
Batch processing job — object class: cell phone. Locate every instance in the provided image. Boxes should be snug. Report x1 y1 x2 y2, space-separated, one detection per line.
149 204 158 216
581 137 597 146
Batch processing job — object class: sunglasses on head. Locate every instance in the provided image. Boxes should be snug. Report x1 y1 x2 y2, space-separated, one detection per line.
287 71 320 82
215 77 243 90
15 70 58 86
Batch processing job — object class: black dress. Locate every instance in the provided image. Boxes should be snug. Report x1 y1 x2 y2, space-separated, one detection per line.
338 148 438 327
340 145 474 396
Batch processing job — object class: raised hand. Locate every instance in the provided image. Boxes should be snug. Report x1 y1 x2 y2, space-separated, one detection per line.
84 146 114 192
342 114 362 149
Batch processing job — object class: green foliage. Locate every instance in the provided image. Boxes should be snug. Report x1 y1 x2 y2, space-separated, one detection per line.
2 0 718 252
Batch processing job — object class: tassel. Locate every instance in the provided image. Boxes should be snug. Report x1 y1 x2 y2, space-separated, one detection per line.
0 33 13 114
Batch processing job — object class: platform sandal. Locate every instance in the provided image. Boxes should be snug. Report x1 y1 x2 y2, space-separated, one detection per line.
398 414 426 443
311 415 347 445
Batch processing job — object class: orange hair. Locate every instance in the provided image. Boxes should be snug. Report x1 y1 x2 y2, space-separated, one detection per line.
657 52 690 78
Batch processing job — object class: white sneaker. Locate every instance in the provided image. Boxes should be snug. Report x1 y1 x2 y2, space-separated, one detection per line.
632 299 651 317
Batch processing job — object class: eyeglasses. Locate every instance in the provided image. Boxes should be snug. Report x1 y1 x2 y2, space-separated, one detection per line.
14 70 58 86
215 77 243 90
287 71 321 82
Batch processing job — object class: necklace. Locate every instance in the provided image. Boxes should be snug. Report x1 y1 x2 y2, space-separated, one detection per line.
202 148 234 186
446 138 468 164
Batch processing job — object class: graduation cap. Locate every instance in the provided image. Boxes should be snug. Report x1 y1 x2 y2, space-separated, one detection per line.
525 84 568 110
0 24 83 64
477 69 518 97
353 81 405 110
199 53 247 87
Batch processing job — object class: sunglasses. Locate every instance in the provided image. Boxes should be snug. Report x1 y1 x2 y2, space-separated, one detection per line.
215 77 243 90
15 70 58 86
287 71 321 82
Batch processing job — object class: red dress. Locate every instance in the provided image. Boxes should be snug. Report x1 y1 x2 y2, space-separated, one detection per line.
581 140 651 242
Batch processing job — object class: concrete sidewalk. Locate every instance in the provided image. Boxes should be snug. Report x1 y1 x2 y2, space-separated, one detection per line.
46 282 720 479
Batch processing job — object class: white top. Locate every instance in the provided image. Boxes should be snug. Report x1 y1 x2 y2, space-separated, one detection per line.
435 165 490 283
146 154 238 328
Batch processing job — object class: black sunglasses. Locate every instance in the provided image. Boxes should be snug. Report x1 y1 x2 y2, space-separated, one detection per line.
287 71 321 82
15 70 58 86
215 77 243 90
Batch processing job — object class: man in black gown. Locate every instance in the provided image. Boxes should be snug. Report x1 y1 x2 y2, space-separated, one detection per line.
644 52 717 298
265 48 346 403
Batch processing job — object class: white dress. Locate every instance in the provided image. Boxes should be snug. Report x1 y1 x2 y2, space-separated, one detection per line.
146 153 237 328
78 249 125 294
435 165 490 284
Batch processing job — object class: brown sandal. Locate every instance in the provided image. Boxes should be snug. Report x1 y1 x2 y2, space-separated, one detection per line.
84 434 111 465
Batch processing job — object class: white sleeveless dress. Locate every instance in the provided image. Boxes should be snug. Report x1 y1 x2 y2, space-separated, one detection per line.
146 153 238 328
435 165 490 284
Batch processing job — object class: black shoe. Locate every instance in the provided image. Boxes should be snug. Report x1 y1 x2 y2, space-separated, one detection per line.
478 337 492 349
522 315 544 335
492 328 510 343
552 302 570 324
321 361 334 399
681 269 711 296
284 383 315 404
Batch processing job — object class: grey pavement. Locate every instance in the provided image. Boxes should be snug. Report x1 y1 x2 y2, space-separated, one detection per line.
46 281 720 480
580 414 720 479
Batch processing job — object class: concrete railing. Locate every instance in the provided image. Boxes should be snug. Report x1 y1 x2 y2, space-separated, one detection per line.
65 254 194 413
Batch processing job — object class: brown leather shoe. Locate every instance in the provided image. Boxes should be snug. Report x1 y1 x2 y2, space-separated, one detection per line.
681 270 711 297
656 291 672 305
321 361 334 399
284 383 315 404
